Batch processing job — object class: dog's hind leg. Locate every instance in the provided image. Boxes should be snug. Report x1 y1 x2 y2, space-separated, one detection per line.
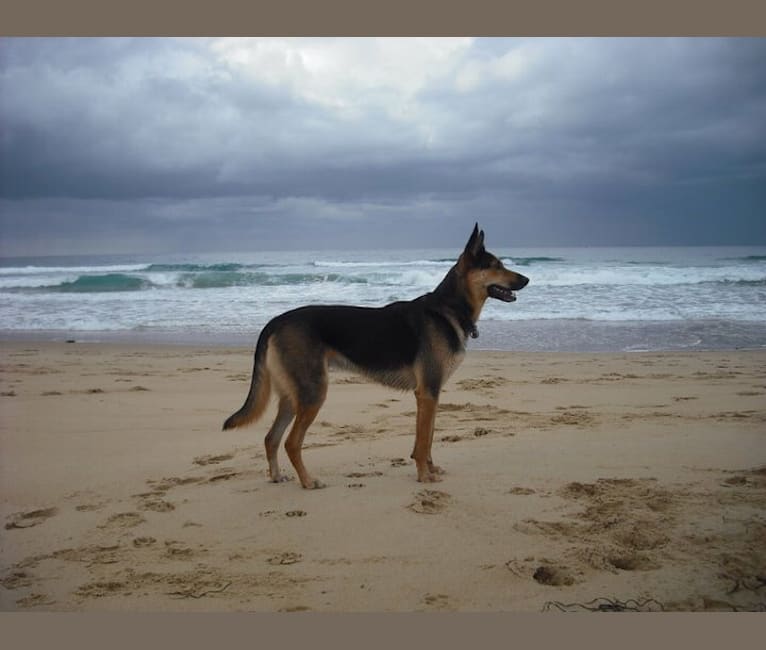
264 397 295 483
266 329 329 489
284 402 325 489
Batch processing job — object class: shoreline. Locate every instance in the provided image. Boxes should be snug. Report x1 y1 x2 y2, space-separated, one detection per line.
1 341 765 611
2 317 765 353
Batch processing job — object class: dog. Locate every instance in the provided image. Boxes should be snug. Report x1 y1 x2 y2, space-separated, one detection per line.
223 223 529 488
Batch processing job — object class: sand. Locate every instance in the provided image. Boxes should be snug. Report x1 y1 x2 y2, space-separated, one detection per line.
0 340 764 612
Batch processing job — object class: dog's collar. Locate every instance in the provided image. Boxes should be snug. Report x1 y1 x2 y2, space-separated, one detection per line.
454 313 478 340
439 302 478 342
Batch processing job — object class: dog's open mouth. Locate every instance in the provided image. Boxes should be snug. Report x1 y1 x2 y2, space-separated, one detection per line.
488 285 516 302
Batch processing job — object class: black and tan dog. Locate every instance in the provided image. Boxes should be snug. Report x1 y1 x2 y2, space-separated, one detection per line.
223 224 529 488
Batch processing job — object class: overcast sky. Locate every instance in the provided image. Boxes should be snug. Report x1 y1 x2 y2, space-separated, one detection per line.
1 37 765 257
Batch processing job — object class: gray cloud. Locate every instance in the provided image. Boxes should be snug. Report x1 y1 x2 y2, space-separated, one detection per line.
1 37 765 255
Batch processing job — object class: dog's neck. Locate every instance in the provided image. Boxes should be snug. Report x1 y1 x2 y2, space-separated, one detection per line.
447 307 479 341
432 266 481 341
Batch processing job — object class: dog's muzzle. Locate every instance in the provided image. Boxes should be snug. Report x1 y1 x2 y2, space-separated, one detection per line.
488 274 529 303
488 285 517 302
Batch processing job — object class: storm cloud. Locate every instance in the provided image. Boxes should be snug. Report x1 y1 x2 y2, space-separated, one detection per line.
1 37 765 255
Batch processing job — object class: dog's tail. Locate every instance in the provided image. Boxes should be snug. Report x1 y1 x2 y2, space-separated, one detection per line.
222 328 272 431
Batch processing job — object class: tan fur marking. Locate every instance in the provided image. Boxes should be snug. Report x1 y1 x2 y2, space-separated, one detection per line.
424 323 465 383
264 398 295 482
222 341 272 430
285 403 325 489
465 265 526 322
465 268 490 323
265 338 298 407
411 391 439 483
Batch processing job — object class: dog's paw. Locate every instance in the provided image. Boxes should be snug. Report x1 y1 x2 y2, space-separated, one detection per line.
271 474 293 483
302 479 327 490
428 464 446 475
417 472 443 483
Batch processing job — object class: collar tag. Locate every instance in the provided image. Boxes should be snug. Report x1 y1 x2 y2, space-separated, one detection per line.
470 325 479 339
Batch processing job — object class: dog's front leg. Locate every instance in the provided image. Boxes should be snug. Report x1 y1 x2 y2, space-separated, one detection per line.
411 389 441 483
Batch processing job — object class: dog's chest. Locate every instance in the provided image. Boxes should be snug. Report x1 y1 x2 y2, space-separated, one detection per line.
443 350 465 382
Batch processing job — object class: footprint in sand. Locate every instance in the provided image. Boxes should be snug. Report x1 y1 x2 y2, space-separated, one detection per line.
75 580 127 598
505 558 537 578
75 502 107 512
193 453 235 466
267 552 302 566
518 478 675 578
423 593 451 609
49 544 122 566
720 467 766 488
207 471 241 483
164 541 198 559
408 489 451 514
148 476 204 492
1 570 35 589
607 552 660 572
456 376 508 391
16 593 55 608
137 497 176 512
345 471 384 478
5 507 58 530
99 512 145 529
508 487 536 495
330 424 367 439
532 564 575 586
549 410 596 426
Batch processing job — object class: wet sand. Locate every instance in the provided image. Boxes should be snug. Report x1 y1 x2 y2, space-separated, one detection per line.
1 341 765 611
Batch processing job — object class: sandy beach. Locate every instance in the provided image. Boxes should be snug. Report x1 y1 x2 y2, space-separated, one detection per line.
1 340 764 612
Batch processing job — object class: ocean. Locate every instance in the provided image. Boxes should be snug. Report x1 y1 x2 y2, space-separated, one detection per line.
1 246 765 352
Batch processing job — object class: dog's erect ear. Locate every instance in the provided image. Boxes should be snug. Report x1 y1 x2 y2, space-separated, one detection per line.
464 222 485 259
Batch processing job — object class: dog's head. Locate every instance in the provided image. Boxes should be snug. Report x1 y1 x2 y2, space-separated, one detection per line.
458 223 529 304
